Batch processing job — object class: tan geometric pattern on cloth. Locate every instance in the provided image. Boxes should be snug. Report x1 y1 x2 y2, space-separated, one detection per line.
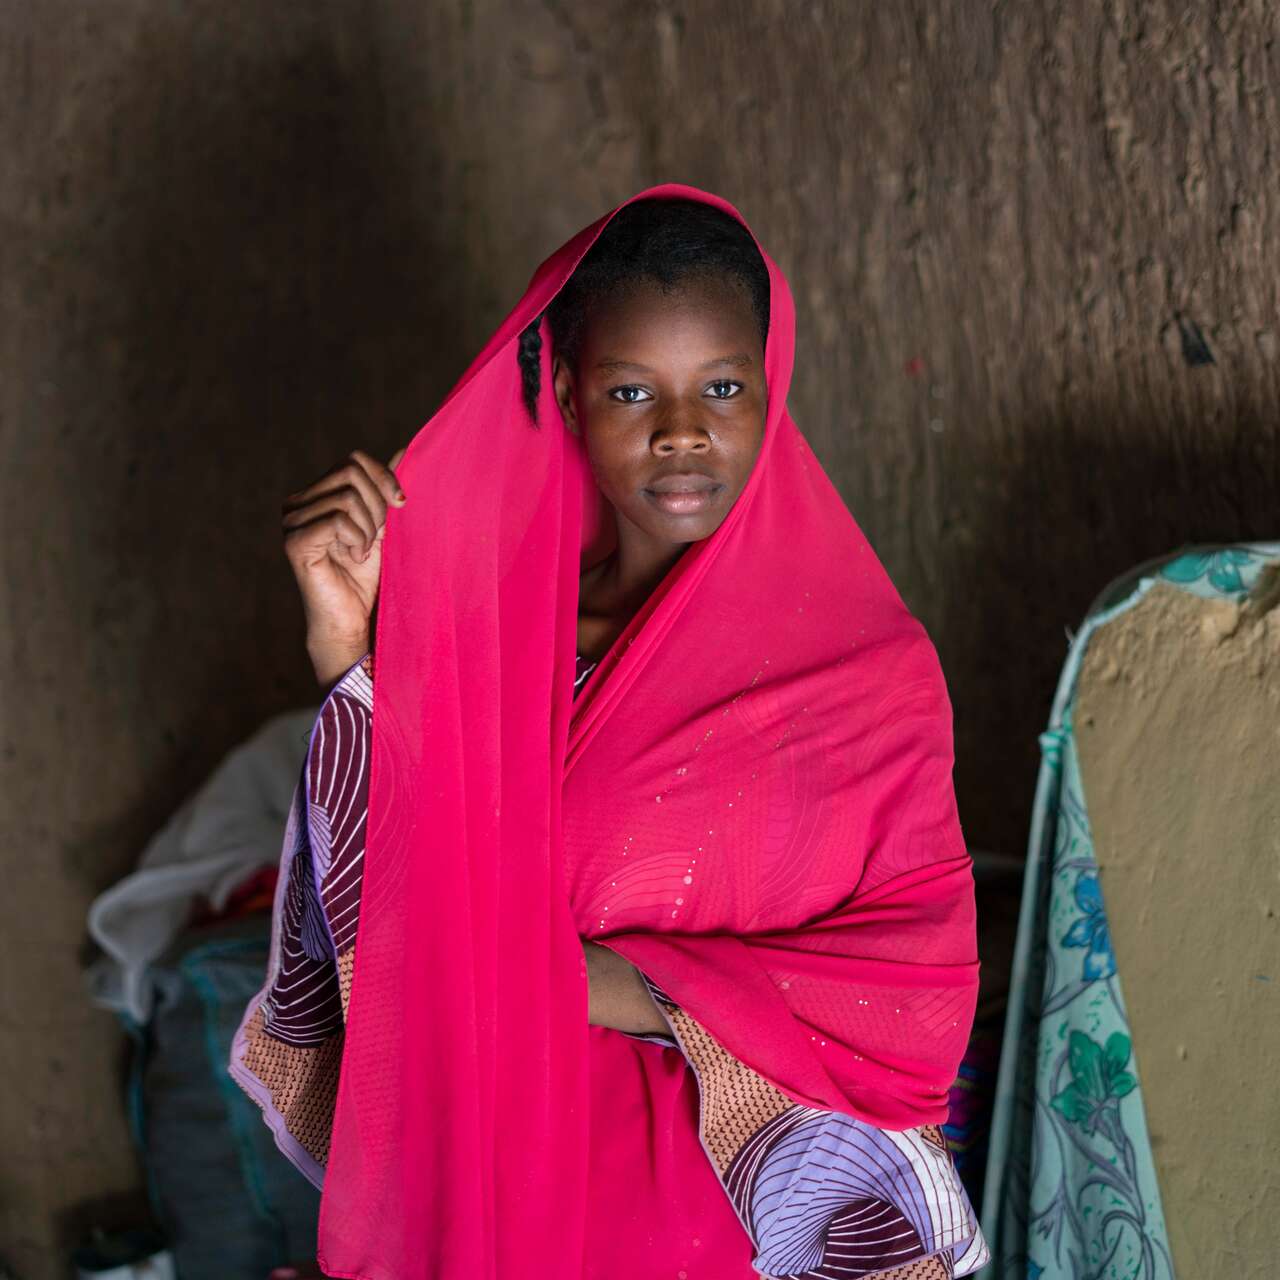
338 946 354 1020
877 1256 953 1279
661 1002 794 1174
239 1004 342 1166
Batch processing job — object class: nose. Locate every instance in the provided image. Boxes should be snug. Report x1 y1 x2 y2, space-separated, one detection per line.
650 409 711 456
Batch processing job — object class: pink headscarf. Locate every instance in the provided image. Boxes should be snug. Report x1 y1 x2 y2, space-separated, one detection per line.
316 184 978 1279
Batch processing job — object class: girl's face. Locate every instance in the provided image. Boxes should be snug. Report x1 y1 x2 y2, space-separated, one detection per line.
553 276 767 547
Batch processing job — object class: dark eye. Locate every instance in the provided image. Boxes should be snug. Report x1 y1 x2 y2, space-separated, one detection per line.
609 385 653 403
707 380 743 399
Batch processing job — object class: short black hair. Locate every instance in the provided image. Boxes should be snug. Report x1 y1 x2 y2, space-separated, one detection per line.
517 197 770 425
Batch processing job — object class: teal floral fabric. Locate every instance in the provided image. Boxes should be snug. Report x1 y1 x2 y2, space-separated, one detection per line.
978 541 1280 1280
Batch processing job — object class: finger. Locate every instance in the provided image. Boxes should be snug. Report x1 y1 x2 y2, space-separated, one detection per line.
350 447 407 508
282 489 378 545
284 508 377 564
386 447 408 504
283 494 378 552
333 458 392 531
281 458 355 514
283 457 389 536
283 456 384 522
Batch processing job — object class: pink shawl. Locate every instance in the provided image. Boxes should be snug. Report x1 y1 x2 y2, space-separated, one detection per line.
316 184 979 1279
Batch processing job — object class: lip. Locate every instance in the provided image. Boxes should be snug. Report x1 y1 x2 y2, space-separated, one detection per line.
643 473 724 516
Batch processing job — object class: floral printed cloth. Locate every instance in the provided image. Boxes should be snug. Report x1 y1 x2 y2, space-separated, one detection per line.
979 541 1280 1280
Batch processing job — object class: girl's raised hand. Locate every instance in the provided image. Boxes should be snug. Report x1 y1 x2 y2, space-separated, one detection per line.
282 447 407 685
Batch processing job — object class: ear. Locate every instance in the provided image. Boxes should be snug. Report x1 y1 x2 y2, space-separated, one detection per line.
552 352 579 436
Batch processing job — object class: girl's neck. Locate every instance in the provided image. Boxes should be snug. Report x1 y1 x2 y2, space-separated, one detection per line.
576 518 688 663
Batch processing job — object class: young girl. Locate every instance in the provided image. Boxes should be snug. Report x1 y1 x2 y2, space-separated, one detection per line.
232 186 988 1280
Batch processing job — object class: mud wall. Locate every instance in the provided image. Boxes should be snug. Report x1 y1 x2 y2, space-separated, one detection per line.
1077 575 1280 1279
3 2 1277 1272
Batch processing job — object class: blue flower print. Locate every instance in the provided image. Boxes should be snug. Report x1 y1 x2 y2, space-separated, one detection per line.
1161 548 1252 593
1061 873 1116 979
1050 1030 1137 1136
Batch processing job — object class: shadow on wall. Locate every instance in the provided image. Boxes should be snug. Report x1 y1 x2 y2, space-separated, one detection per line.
942 377 1271 859
72 19 482 900
51 17 479 1268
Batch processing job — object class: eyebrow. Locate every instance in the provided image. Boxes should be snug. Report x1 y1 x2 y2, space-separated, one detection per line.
594 353 755 374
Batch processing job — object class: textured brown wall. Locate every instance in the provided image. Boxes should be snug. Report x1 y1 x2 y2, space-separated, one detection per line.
1076 577 1280 1279
3 1 1278 1272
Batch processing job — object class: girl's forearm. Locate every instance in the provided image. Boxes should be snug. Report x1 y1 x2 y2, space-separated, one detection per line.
581 940 669 1036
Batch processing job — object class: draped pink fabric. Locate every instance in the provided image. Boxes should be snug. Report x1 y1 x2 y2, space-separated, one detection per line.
316 184 979 1280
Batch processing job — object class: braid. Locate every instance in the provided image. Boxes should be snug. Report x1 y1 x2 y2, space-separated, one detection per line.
518 316 544 427
514 198 769 427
